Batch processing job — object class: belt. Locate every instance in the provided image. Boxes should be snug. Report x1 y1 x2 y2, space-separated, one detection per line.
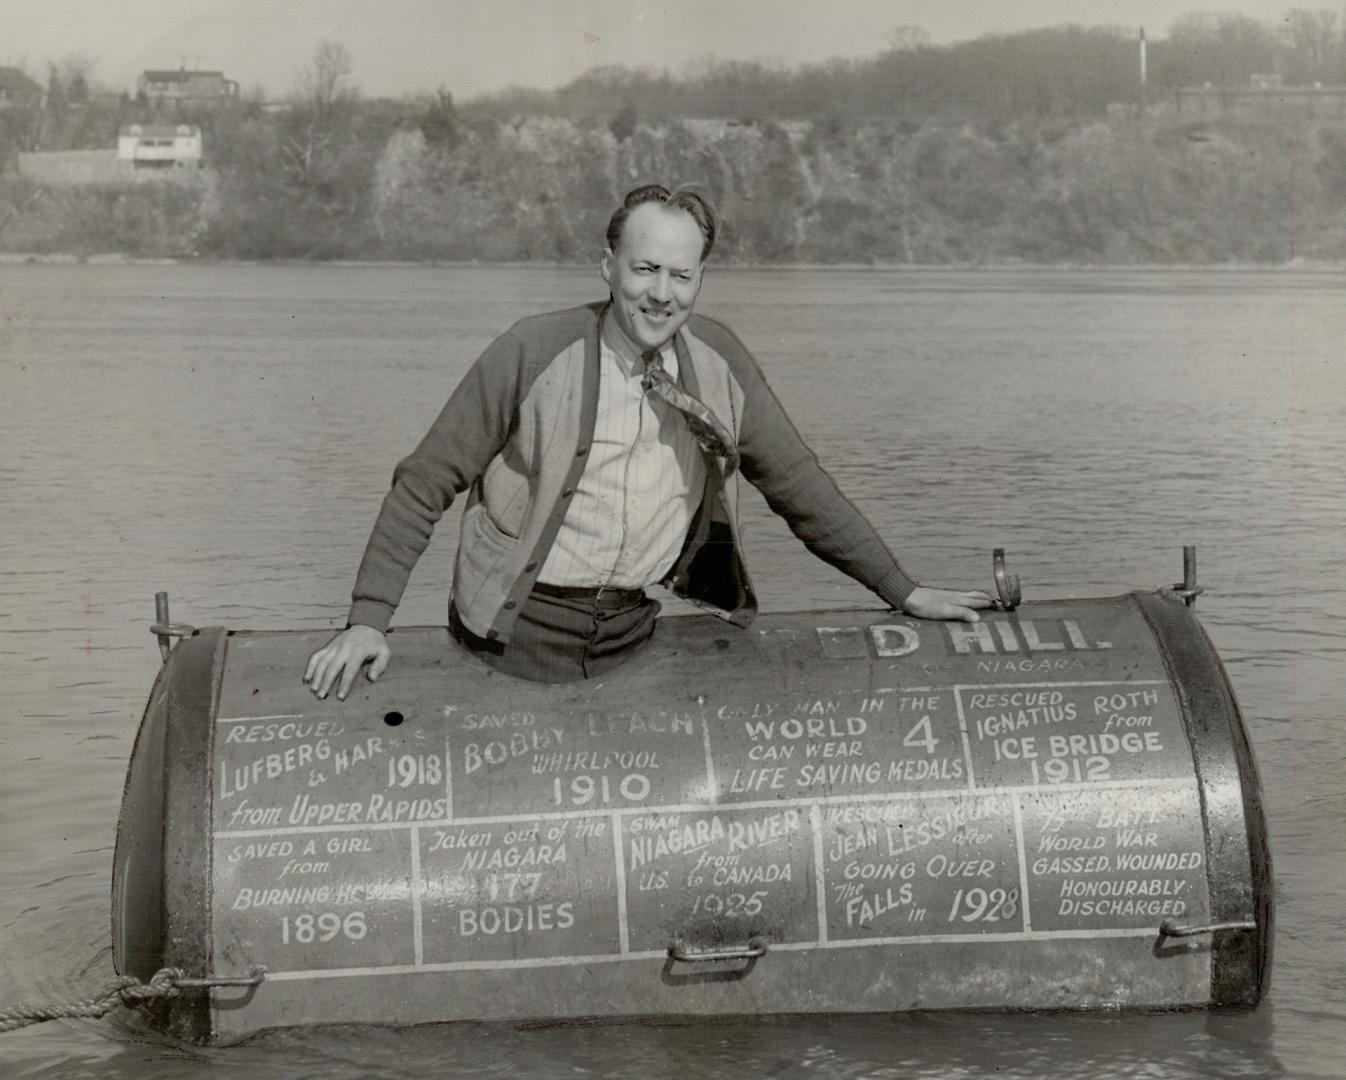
532 581 647 609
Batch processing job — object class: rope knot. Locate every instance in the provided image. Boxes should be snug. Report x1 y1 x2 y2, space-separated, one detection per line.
123 968 182 1002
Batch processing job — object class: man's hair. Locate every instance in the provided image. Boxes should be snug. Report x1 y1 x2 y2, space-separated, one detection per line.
605 183 718 262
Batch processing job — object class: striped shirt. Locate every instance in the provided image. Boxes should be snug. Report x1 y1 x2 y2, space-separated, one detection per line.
538 325 706 590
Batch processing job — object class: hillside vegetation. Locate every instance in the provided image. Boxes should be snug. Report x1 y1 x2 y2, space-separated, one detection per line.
4 14 1346 264
366 114 1346 265
4 113 1345 264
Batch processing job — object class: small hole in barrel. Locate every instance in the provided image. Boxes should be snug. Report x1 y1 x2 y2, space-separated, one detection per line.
383 711 404 727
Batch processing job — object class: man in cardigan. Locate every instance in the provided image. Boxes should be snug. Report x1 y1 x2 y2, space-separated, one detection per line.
304 184 992 698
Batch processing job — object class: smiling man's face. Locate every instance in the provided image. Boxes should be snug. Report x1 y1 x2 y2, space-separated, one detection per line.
601 202 705 353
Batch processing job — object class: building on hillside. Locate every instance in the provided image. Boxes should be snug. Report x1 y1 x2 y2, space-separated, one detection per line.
117 124 203 169
0 66 43 109
1177 74 1346 117
138 67 238 107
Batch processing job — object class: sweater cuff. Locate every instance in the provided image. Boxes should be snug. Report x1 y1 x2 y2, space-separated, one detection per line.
872 567 919 611
347 599 394 634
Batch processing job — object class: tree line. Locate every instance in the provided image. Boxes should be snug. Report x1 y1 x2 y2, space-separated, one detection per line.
472 10 1346 123
7 9 1346 153
2 13 1345 263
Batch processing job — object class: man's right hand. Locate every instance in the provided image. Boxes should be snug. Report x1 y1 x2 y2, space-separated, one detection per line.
303 625 391 701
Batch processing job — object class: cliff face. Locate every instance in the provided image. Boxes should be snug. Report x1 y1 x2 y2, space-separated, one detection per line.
5 114 1345 263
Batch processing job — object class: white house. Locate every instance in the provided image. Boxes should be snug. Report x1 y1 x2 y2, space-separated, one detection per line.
117 123 203 168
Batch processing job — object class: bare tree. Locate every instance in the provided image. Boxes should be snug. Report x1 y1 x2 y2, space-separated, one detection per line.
294 39 356 117
1281 8 1341 82
57 54 97 100
284 40 359 187
1168 12 1279 88
885 25 932 52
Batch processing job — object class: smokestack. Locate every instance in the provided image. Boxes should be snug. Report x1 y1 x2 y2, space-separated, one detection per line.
1139 26 1148 112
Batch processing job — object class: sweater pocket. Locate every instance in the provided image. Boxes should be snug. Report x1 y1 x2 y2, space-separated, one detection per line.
453 502 520 618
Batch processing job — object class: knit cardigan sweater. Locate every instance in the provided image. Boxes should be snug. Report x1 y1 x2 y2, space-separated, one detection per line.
347 301 918 643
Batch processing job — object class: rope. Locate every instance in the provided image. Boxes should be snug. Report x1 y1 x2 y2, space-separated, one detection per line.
0 968 180 1033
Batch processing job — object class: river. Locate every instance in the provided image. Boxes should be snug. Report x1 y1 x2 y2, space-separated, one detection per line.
1 263 1343 1078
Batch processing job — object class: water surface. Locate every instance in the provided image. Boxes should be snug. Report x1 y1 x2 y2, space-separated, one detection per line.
1 264 1343 1077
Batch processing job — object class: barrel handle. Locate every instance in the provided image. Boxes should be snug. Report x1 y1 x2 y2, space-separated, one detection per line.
1158 919 1256 940
1164 545 1205 607
992 548 1021 611
667 941 767 963
150 591 197 662
166 965 267 990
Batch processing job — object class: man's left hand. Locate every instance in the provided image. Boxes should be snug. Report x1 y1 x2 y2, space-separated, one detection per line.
901 586 995 623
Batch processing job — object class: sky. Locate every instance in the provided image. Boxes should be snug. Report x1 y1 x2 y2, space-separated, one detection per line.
3 0 1315 99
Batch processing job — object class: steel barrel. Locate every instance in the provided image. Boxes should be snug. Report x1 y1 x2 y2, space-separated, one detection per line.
112 590 1272 1043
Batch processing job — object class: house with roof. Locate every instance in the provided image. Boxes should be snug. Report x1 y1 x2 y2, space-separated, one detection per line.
0 66 43 109
118 124 203 169
138 67 239 106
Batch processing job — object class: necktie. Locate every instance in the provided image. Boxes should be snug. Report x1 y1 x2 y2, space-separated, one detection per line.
641 350 740 476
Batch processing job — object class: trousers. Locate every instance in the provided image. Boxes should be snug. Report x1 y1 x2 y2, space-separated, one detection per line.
449 584 661 682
